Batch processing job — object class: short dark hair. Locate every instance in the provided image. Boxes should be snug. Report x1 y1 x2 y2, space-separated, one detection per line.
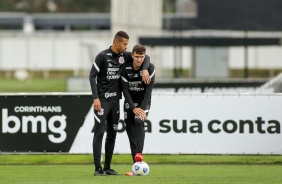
132 44 146 55
114 31 129 42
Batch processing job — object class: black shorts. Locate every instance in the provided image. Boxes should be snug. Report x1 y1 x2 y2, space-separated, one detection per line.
93 101 120 133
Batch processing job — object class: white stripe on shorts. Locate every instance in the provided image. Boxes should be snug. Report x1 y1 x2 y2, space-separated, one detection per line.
94 114 101 123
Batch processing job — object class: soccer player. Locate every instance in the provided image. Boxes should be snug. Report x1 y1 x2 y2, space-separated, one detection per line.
120 44 155 176
89 31 151 176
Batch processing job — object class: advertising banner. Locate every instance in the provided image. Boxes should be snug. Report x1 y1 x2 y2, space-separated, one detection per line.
139 94 282 154
1 93 282 155
0 94 92 152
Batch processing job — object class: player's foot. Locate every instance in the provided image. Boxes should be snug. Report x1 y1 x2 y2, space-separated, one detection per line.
125 171 134 176
134 153 143 162
104 169 121 175
94 167 107 176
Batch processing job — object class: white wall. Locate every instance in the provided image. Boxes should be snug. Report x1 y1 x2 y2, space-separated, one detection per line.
0 31 111 75
1 31 282 78
111 0 162 47
229 46 282 69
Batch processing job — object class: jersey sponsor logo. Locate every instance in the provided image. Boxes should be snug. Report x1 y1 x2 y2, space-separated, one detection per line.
126 66 132 70
107 67 120 80
129 86 145 91
107 75 120 80
128 81 144 91
130 81 142 85
108 68 119 71
119 56 125 64
105 92 117 98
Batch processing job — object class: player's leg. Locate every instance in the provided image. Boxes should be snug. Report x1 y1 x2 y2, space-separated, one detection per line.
103 101 120 175
93 102 110 176
135 117 145 152
124 111 137 162
124 111 137 176
134 110 149 162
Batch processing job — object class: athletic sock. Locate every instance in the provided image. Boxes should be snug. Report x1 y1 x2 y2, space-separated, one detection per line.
103 163 110 171
95 166 102 171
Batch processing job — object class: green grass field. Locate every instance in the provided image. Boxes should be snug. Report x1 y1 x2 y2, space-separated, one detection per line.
1 154 282 165
0 78 66 92
1 154 282 183
1 164 282 184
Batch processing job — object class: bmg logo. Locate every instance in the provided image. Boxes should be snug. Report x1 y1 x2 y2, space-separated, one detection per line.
1 108 67 143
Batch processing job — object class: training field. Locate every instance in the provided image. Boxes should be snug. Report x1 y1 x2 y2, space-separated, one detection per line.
1 164 282 183
1 155 282 183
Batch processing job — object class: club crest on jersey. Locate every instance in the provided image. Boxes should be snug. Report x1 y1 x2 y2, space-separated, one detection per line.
113 124 118 130
119 56 125 64
97 108 104 115
125 103 130 109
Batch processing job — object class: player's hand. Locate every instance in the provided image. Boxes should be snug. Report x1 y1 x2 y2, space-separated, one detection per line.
133 108 147 121
142 69 150 84
138 112 147 121
133 108 144 116
93 98 101 112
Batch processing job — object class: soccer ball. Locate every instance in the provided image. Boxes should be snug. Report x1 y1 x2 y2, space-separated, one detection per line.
132 161 150 176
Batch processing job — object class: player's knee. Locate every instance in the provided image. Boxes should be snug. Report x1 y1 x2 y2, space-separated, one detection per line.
135 117 143 124
94 132 104 141
106 131 117 141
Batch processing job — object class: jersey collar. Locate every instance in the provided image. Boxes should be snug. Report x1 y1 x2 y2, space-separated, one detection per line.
109 46 124 58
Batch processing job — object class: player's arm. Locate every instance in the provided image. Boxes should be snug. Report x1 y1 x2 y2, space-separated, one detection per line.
121 74 136 110
121 75 146 119
89 54 103 111
141 55 151 85
140 64 156 110
140 82 154 110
